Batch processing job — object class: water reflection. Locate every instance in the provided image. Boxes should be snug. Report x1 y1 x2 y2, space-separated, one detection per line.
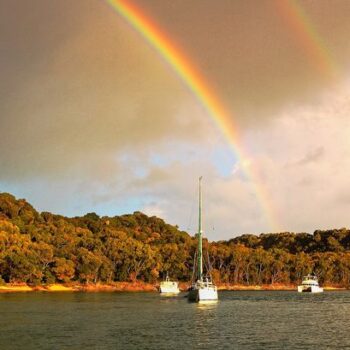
2 292 350 349
160 292 181 298
192 299 220 348
196 300 219 308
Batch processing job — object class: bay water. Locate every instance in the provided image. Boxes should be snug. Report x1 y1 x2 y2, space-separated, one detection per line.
1 291 350 349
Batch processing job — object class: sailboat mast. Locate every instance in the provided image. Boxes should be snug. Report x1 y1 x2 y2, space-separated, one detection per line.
197 176 203 281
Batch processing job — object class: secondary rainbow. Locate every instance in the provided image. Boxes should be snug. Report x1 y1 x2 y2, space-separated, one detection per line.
106 0 279 231
275 0 338 81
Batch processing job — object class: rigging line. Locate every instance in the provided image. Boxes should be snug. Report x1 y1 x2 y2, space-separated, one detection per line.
204 241 212 278
191 251 197 283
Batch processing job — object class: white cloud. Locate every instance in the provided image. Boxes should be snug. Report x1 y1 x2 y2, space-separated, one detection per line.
141 203 165 220
242 81 350 233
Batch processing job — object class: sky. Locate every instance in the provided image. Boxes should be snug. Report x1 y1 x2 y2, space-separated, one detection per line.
1 0 350 240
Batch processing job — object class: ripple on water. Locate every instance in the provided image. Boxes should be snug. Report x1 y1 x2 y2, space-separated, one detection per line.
1 291 350 349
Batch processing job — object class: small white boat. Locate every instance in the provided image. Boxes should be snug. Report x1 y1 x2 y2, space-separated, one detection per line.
297 274 323 293
159 275 180 294
188 177 218 303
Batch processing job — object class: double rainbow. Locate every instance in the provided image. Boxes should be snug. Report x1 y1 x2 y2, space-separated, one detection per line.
106 0 337 232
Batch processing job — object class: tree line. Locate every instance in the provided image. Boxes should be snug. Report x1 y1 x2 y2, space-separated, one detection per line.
0 192 349 287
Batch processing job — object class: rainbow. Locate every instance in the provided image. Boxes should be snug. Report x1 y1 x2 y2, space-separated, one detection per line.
275 0 338 81
106 0 282 231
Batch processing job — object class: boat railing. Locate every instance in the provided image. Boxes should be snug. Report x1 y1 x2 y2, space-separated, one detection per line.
303 274 318 281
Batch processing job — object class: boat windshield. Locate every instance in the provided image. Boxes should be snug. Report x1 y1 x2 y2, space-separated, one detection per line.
302 275 319 285
303 274 318 280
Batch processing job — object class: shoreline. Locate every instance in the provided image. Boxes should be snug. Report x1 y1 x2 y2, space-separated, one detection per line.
0 282 157 293
0 282 347 293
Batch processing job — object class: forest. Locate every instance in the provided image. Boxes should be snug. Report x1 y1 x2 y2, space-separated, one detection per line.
0 192 350 287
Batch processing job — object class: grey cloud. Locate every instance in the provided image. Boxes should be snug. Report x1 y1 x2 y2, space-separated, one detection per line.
295 147 325 166
0 0 206 181
336 191 350 205
137 0 350 125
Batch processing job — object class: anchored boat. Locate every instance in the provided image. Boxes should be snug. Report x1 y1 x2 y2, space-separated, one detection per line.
159 274 180 294
188 177 218 302
297 274 323 293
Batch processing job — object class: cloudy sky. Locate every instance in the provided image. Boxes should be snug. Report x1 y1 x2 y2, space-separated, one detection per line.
1 0 350 240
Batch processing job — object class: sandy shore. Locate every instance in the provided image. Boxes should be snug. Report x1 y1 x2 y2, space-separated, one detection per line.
217 283 296 291
0 282 346 293
218 283 347 291
0 282 157 293
0 284 75 293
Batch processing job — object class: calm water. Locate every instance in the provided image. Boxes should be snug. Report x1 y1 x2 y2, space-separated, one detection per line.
1 291 350 349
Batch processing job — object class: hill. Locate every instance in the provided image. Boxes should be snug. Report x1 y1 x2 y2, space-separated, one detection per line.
0 192 350 287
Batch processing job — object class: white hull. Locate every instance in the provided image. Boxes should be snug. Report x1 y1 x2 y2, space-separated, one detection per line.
297 274 323 293
159 287 180 294
298 285 323 293
188 282 218 302
159 281 180 294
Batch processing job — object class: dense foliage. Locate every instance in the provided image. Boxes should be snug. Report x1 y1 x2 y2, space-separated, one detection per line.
0 193 350 287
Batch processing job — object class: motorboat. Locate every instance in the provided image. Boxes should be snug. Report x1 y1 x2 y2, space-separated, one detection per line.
159 274 180 294
297 274 323 293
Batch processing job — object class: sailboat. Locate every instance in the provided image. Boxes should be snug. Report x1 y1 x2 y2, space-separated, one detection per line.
188 177 218 302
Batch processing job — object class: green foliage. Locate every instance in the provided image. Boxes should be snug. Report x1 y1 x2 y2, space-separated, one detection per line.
0 192 350 286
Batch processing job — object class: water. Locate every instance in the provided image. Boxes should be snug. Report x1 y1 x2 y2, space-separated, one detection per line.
1 291 350 349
